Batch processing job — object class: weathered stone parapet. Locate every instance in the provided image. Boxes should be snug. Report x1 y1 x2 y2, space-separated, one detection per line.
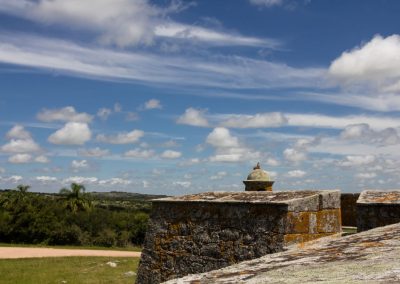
136 190 341 284
357 190 400 232
164 222 400 283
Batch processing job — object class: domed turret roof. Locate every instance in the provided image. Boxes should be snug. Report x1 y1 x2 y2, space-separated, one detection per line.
246 162 271 181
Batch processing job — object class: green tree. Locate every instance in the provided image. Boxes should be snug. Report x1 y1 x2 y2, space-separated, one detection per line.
59 183 92 213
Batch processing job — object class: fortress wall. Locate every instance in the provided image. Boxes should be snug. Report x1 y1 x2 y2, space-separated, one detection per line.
340 193 360 227
136 190 341 284
357 190 400 232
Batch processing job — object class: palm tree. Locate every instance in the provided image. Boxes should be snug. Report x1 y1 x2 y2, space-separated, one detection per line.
0 184 31 211
59 183 92 213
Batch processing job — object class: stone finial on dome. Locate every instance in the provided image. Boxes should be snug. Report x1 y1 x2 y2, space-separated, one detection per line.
243 162 274 191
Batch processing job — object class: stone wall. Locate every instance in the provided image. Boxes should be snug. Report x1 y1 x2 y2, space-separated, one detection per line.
357 190 400 232
136 190 341 284
340 193 360 227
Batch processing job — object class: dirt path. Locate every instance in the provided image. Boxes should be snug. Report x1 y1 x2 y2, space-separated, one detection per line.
0 247 141 259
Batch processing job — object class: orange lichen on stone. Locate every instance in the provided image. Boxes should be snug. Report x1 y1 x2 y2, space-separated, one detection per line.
283 233 333 246
316 209 341 233
286 211 312 234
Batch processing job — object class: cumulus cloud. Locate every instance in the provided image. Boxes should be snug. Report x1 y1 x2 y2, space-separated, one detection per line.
124 148 155 159
206 127 240 148
341 123 400 146
48 122 92 145
98 178 132 186
71 160 89 170
283 148 307 162
37 106 93 123
1 138 40 153
6 125 31 139
177 108 209 127
206 127 260 162
63 176 98 184
287 170 306 178
339 155 376 167
161 150 182 159
144 99 162 110
8 153 32 164
219 112 287 128
78 147 110 157
97 108 112 120
0 175 23 183
36 176 58 182
97 129 144 144
35 155 50 163
330 34 400 93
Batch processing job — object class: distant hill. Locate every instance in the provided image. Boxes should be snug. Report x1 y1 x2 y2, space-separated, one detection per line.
89 191 168 201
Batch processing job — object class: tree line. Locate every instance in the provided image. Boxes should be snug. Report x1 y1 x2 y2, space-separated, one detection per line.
0 184 149 247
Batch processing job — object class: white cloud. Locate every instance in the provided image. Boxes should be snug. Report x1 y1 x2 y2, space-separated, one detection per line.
0 175 23 183
99 178 131 186
161 150 182 159
144 99 162 110
0 168 5 174
249 0 284 7
206 127 260 163
0 0 279 49
286 113 400 130
283 148 307 162
71 159 89 170
8 153 32 164
48 122 92 145
78 147 110 157
63 176 98 184
330 34 400 93
36 176 58 182
37 106 92 123
97 108 112 120
206 127 240 148
356 172 377 180
1 139 40 153
265 158 280 166
177 108 209 127
210 171 228 180
0 33 323 90
154 22 280 48
219 112 287 128
35 155 50 163
124 148 155 159
6 125 31 139
97 129 144 144
341 124 400 146
339 155 376 167
287 170 306 178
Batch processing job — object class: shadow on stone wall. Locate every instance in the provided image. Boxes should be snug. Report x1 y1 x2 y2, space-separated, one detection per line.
340 193 360 227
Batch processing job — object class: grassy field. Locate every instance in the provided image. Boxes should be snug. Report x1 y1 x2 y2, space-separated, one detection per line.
0 243 142 252
0 257 139 284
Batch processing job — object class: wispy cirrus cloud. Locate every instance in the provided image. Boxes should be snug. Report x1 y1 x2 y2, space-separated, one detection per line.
0 33 325 90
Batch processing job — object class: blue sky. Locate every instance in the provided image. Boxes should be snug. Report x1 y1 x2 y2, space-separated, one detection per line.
1 0 400 194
